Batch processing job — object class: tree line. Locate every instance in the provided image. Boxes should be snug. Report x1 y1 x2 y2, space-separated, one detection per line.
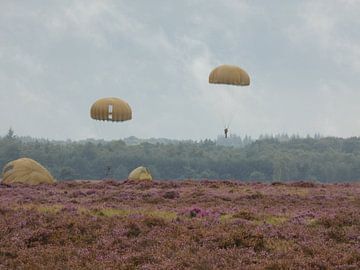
1 129 360 182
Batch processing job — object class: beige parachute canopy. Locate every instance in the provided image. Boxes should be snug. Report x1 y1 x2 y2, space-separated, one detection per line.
1 158 55 185
90 97 132 122
209 64 250 86
128 166 152 181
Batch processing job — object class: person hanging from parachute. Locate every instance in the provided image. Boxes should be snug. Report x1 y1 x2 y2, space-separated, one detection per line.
105 165 111 178
224 127 229 138
209 64 250 138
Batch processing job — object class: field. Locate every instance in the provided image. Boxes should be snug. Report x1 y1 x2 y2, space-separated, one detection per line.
0 180 360 269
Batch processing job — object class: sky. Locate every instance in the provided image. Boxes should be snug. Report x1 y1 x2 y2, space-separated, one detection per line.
1 0 360 141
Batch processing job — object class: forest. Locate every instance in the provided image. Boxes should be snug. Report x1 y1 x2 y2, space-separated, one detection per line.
1 129 360 182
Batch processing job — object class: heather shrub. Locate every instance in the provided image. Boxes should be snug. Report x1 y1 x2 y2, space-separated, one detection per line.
265 261 292 270
69 190 87 198
301 244 316 257
308 261 328 270
143 216 166 228
345 251 360 265
162 190 180 199
232 210 257 220
126 180 154 191
315 213 358 228
216 228 266 251
158 181 179 189
125 222 141 238
245 191 264 200
0 181 359 269
191 259 216 270
25 228 53 247
270 181 286 186
187 207 211 218
264 215 288 225
0 206 11 215
209 183 220 189
127 253 156 267
327 226 347 242
61 204 77 213
142 193 164 204
0 250 17 259
90 208 128 217
290 181 318 188
85 189 96 195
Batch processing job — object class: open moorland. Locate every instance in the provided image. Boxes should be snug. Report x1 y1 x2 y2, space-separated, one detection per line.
0 180 360 270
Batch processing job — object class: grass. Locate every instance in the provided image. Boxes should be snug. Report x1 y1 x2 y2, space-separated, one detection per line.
267 239 295 253
80 207 178 220
12 203 64 214
219 212 288 226
219 214 233 223
264 215 288 225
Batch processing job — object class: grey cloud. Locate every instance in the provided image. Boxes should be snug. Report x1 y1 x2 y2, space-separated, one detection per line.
0 1 360 140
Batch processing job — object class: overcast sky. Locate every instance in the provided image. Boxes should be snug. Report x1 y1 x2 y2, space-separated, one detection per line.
1 0 360 140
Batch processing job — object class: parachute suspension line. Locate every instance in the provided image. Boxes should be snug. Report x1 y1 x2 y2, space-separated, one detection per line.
219 87 233 130
91 120 107 140
226 112 236 129
90 97 132 140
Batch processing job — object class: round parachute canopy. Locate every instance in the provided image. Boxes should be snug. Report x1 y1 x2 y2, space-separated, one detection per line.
209 64 250 86
1 158 55 185
90 97 132 122
128 166 152 181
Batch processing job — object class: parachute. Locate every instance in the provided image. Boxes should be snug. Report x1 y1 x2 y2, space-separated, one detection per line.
209 64 250 86
90 97 132 122
1 158 55 185
128 166 152 181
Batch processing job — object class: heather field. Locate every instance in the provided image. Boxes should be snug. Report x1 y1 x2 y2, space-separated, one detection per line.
0 180 360 270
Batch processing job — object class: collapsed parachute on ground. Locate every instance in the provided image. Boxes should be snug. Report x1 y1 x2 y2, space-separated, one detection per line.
1 158 55 185
128 166 152 181
209 64 250 86
90 97 132 122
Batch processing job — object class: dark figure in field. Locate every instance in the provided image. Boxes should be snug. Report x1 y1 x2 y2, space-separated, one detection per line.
105 166 111 178
224 128 229 138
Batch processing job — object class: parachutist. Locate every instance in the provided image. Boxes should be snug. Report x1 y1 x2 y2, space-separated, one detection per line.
209 65 250 140
105 166 111 178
